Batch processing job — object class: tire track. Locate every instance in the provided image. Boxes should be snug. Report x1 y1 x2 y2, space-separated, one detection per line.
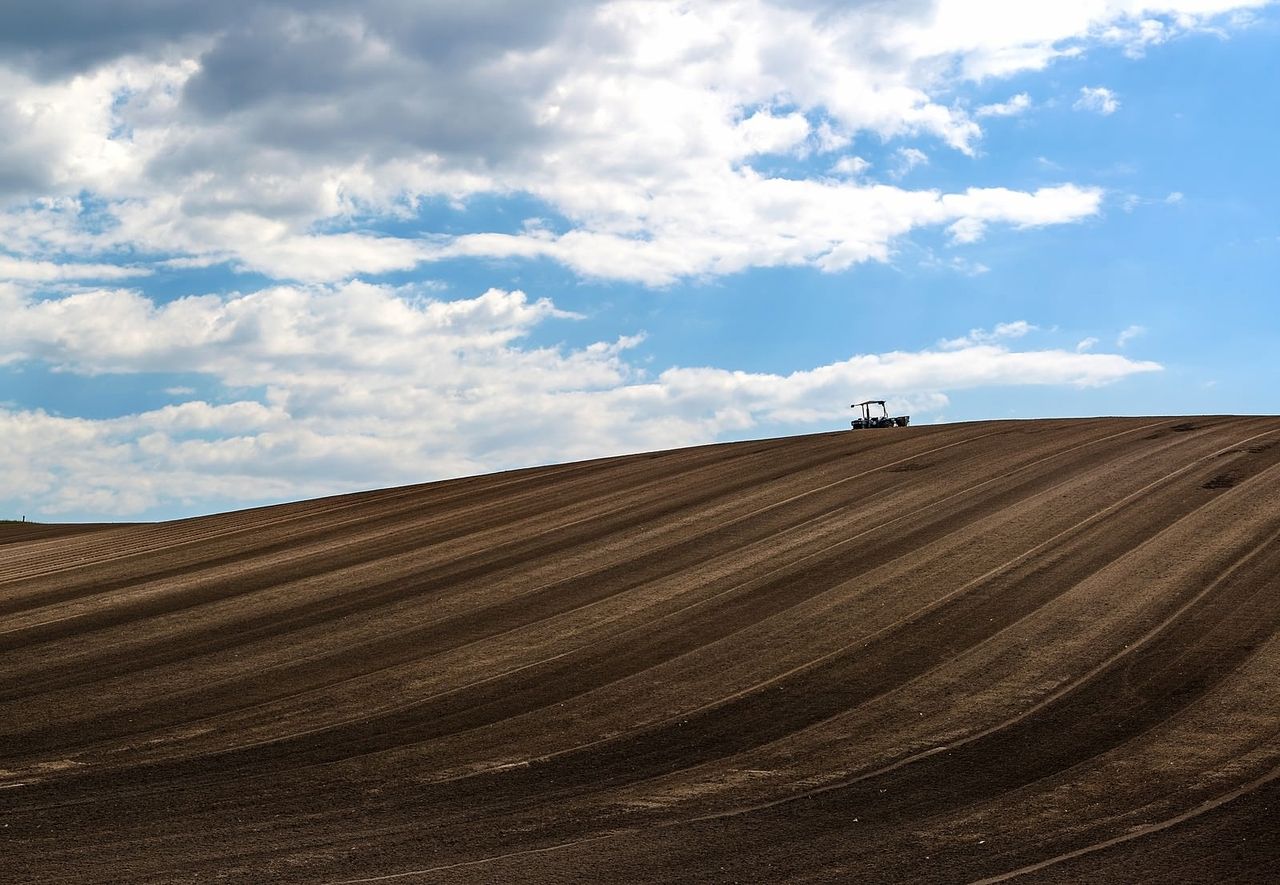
971 762 1280 883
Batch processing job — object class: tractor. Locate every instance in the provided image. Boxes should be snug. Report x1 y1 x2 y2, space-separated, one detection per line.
851 400 910 429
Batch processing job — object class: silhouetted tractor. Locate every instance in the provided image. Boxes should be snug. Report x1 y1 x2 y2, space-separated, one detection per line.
851 400 910 430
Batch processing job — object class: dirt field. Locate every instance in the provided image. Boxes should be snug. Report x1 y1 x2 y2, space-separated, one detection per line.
2 416 1279 883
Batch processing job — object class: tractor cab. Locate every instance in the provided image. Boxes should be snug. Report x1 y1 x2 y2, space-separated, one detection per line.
851 400 910 430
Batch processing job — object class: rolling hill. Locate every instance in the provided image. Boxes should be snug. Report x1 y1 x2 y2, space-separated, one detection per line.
2 416 1279 883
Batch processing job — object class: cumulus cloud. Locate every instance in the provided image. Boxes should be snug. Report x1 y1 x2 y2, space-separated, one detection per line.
938 184 1102 246
0 0 1261 284
1075 85 1121 115
0 282 1161 517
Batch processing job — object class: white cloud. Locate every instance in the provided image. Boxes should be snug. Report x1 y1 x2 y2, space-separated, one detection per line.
891 147 930 179
434 182 1101 285
976 93 1032 117
1122 190 1188 212
0 256 151 282
812 120 851 154
1076 336 1099 352
1074 85 1120 115
922 253 990 276
830 155 870 177
1117 324 1147 347
939 320 1039 350
0 1 1259 285
736 109 812 155
939 184 1102 246
0 282 1162 517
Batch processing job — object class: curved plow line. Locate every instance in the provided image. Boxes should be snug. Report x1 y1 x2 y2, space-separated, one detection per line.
105 431 1007 718
0 431 916 637
17 430 1004 774
262 422 1159 773
304 424 1279 880
0 422 1196 805
320 831 625 883
0 432 1010 807
690 495 1280 823
0 473 459 584
0 456 741 637
302 427 1280 881
970 760 1280 883
493 423 1276 782
0 450 644 587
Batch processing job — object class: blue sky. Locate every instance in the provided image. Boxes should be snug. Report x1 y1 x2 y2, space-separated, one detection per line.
1 1 1277 521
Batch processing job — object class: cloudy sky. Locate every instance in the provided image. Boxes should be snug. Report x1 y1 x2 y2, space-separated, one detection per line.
2 0 1277 521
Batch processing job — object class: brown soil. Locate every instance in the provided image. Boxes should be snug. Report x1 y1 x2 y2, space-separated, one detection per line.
1 417 1278 884
0 522 119 547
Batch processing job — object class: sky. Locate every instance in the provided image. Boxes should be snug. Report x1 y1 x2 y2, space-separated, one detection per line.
1 0 1277 522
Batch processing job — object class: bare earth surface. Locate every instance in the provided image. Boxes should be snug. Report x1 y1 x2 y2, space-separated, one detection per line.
0 523 120 548
2 417 1279 884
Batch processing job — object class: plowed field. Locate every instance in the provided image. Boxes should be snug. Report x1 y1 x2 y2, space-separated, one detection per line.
3 417 1279 883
